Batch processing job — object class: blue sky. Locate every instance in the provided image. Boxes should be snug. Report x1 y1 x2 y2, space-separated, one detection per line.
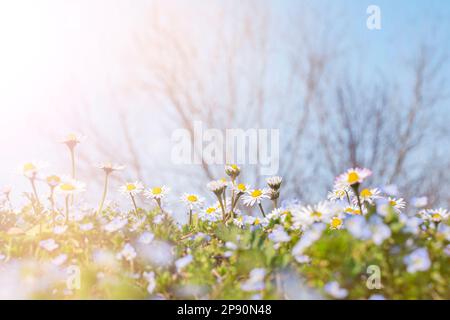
0 0 449 206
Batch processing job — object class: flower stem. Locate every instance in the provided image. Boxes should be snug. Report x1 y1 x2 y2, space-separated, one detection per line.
29 178 41 209
189 209 193 226
49 188 56 225
65 195 70 224
70 147 76 205
97 173 109 216
130 194 139 217
258 203 266 217
217 196 226 222
345 190 351 206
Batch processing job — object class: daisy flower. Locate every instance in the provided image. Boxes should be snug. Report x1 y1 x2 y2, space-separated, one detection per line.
419 208 448 223
327 185 351 202
19 161 45 179
233 183 250 195
61 133 85 150
181 193 204 210
55 177 86 195
225 164 240 179
144 186 170 200
266 176 283 190
206 180 227 196
199 204 221 222
96 162 124 175
119 182 144 196
242 189 270 207
387 197 406 213
336 168 372 187
344 205 365 216
46 175 61 188
328 214 345 230
298 201 331 223
358 188 381 204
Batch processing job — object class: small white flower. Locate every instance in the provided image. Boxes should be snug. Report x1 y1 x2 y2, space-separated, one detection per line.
19 161 46 179
242 189 270 207
293 254 311 264
175 255 193 272
144 186 170 200
180 193 204 210
96 162 124 175
358 188 381 204
119 181 144 196
387 197 406 213
327 185 351 202
116 243 137 261
266 176 282 190
199 204 221 222
138 231 155 244
40 239 59 252
143 271 156 294
336 168 372 187
207 180 227 195
55 177 86 195
328 215 345 230
153 214 164 225
225 164 240 178
404 248 431 273
52 254 68 266
268 226 291 243
419 208 448 223
241 268 266 292
61 132 85 149
104 217 128 233
232 183 250 195
53 225 68 235
324 281 348 299
79 223 94 231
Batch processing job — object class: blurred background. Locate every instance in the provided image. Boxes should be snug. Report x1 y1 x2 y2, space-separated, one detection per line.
0 0 449 208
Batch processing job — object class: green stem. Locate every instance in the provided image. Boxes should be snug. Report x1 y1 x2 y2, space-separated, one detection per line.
217 195 226 222
70 148 76 205
258 203 266 217
189 209 193 226
97 174 109 216
130 193 139 217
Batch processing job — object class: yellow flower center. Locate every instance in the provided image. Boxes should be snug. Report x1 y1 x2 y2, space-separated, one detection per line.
206 207 216 214
347 172 360 184
126 184 137 191
254 218 260 225
360 189 372 198
237 183 247 192
47 175 61 185
187 195 198 202
152 187 162 194
23 163 36 171
231 164 238 170
66 133 77 141
389 200 397 206
331 217 342 228
311 211 322 218
251 189 262 198
432 213 442 221
336 190 345 197
60 183 75 191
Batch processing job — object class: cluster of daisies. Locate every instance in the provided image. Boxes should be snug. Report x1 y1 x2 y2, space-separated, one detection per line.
1 133 448 300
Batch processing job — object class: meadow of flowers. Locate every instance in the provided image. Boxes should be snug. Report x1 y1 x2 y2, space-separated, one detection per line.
0 134 448 300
